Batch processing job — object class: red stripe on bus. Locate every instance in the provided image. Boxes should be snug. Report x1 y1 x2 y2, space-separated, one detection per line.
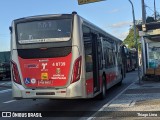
106 72 117 83
86 78 93 95
106 74 110 83
86 76 102 95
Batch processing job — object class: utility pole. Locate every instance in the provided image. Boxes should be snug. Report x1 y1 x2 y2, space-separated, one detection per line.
128 0 141 84
141 0 146 80
141 0 146 24
154 0 156 21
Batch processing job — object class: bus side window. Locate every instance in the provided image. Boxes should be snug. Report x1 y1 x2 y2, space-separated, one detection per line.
98 40 103 69
112 48 116 66
108 48 115 67
82 25 91 39
84 42 93 72
108 49 112 66
83 25 93 72
105 48 109 68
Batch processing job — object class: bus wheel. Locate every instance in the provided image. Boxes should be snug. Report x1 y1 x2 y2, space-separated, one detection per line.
99 76 107 100
118 71 123 86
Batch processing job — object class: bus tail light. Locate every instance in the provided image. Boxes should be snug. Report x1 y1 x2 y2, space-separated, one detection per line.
71 56 82 84
11 61 21 85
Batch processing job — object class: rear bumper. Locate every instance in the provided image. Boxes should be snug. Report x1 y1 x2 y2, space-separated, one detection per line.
12 80 86 99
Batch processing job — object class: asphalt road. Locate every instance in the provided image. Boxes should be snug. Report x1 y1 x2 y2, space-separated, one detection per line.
0 70 138 120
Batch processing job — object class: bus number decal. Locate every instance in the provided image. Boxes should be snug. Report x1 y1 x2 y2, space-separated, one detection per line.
52 62 66 67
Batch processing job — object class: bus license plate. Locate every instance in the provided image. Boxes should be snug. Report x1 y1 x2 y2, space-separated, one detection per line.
38 80 52 86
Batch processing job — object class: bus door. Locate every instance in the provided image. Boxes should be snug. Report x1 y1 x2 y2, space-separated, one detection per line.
92 33 101 93
83 26 101 94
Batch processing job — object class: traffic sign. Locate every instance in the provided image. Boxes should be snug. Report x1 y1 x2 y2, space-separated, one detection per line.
78 0 105 5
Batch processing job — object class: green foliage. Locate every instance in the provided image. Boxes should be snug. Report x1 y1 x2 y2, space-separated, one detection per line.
123 27 140 49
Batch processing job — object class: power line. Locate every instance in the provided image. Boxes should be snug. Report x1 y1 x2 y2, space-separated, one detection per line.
145 0 160 20
146 5 154 12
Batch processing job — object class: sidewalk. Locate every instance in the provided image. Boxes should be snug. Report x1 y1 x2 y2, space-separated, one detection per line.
90 79 160 120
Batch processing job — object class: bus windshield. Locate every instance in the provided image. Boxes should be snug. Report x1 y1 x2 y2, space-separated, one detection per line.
16 19 72 44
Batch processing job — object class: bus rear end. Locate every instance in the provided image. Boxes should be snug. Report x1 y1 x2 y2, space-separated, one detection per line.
11 13 85 99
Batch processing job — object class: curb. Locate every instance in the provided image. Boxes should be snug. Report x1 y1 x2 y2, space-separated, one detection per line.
87 81 136 120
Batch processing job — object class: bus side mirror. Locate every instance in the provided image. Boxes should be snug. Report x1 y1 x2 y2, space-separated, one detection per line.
9 26 12 33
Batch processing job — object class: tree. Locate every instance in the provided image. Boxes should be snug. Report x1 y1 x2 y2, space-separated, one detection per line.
123 27 140 49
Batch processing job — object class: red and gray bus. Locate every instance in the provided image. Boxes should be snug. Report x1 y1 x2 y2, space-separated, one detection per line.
10 12 125 100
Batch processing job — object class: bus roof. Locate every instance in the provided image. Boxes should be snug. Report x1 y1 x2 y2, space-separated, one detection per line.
13 14 73 23
79 15 122 42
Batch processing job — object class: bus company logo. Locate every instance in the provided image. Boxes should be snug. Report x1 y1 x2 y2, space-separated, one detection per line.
41 63 48 71
56 68 61 75
41 73 48 80
25 64 38 68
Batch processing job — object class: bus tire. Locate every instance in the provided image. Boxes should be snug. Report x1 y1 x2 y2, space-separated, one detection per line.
117 70 123 86
99 75 107 100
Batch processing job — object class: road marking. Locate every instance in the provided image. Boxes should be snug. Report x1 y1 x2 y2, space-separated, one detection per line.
0 82 12 86
0 89 12 94
103 81 136 108
3 100 17 104
0 83 5 85
87 80 136 120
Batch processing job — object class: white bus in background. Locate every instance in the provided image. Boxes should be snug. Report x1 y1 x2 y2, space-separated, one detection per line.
10 12 125 100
